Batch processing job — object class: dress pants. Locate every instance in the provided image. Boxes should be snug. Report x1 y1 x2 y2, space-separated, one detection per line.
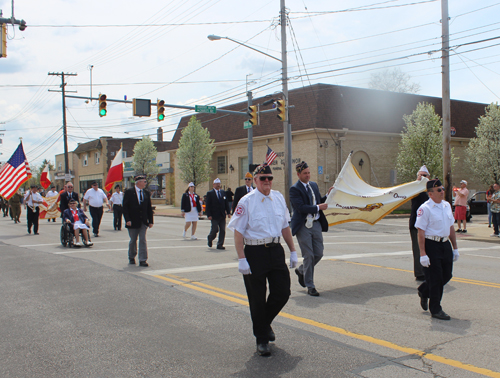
492 212 500 235
89 206 103 235
113 205 123 230
243 244 291 344
27 206 39 233
128 224 149 262
410 228 424 278
208 217 226 247
418 239 453 314
296 221 324 288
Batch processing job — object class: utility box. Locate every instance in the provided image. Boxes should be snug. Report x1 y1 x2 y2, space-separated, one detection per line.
133 98 151 117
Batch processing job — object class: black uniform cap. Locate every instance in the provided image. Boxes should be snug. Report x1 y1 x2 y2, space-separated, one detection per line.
426 178 442 190
253 164 272 175
296 161 309 173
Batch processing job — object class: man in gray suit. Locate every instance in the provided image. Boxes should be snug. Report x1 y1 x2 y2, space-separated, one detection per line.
290 161 333 296
122 174 154 267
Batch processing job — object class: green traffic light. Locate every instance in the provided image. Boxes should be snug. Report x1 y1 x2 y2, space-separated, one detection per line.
100 109 107 116
158 114 164 121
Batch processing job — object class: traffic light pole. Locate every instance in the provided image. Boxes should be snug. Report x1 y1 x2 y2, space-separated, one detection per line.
281 0 292 208
48 72 77 176
441 0 452 203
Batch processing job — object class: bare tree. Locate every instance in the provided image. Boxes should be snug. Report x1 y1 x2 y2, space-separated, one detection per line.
369 67 421 94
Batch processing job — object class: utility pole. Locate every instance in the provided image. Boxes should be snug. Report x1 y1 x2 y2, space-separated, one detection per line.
281 0 292 207
48 72 77 176
441 0 452 203
247 90 253 167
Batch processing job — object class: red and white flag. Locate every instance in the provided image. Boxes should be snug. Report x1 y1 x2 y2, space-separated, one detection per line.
0 142 30 200
40 164 51 190
104 147 124 192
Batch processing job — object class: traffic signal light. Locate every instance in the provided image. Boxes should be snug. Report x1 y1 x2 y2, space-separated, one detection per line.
248 105 258 126
157 100 165 122
276 99 286 121
99 94 107 117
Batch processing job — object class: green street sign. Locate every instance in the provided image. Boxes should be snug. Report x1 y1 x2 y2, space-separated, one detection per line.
243 121 252 129
195 105 217 114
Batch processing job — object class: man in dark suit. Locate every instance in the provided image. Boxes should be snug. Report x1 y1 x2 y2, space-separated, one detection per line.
206 178 231 250
231 172 254 214
290 161 333 296
59 182 79 218
122 174 154 267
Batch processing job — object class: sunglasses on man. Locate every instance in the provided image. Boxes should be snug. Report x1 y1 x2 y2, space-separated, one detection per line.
258 176 274 182
244 178 252 181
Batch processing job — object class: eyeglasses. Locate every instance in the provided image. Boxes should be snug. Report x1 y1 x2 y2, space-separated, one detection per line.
421 174 429 177
258 176 274 181
244 178 252 181
434 187 444 192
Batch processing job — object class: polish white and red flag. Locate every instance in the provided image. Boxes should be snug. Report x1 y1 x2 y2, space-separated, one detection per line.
40 164 52 190
104 147 124 192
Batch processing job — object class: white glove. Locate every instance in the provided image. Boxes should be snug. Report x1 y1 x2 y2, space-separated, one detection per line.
453 249 459 262
238 258 251 275
289 251 298 269
420 255 430 268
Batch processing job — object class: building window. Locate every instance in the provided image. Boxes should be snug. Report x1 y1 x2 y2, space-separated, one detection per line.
95 152 100 164
58 162 62 171
83 154 88 167
217 156 227 174
122 151 127 159
239 157 249 179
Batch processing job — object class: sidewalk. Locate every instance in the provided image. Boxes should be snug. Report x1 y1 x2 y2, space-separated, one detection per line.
153 205 499 244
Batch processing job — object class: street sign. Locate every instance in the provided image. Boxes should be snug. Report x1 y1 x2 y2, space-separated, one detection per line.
318 166 323 175
195 105 217 114
243 121 252 129
133 98 151 117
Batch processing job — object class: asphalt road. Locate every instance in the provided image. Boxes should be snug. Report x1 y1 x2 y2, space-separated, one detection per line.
1 211 499 378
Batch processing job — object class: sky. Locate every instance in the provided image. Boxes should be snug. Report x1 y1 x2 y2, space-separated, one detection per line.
1 0 499 167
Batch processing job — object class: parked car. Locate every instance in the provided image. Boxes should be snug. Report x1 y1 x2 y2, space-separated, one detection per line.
468 191 487 215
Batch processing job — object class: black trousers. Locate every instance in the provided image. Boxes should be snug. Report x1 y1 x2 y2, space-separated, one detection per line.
89 206 103 235
418 239 453 314
492 212 500 235
27 206 39 233
410 228 424 278
208 217 226 247
113 205 123 230
243 244 291 344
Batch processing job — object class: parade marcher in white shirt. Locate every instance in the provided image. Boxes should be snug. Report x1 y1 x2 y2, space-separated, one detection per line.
228 164 298 357
415 179 458 320
110 184 124 231
83 181 109 237
24 185 43 235
46 185 58 222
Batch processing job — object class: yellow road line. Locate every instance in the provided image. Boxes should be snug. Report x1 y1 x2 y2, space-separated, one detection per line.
341 261 500 288
153 274 500 378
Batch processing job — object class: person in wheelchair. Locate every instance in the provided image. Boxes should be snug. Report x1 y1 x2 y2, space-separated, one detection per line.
62 199 93 247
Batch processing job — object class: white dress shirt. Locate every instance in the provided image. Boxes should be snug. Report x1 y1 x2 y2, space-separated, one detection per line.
84 188 107 207
110 192 123 206
46 190 58 198
301 181 320 220
415 198 454 237
24 191 43 208
228 189 290 240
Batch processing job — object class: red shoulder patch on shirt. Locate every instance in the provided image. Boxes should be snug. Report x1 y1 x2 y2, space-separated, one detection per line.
235 205 245 216
417 208 424 217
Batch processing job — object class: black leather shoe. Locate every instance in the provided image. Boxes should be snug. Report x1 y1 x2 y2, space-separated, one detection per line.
307 287 320 296
216 246 225 250
295 268 305 287
415 276 425 282
207 237 212 248
129 259 135 265
418 292 428 311
432 310 451 320
139 261 149 267
256 343 271 356
268 327 275 342
93 234 99 237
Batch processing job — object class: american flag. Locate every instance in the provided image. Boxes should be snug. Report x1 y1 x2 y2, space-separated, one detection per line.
265 146 277 166
0 143 31 200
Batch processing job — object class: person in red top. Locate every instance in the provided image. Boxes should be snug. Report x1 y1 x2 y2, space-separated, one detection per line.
453 180 469 233
181 182 202 240
62 199 93 247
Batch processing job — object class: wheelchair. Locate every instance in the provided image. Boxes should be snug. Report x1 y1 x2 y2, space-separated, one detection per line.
60 221 92 248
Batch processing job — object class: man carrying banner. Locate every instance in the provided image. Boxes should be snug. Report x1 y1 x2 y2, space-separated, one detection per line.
416 179 459 320
24 185 43 235
290 161 333 296
409 166 430 281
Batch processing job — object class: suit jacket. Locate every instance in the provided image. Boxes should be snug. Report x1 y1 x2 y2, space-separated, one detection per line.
290 180 328 236
122 187 154 229
60 191 80 214
232 185 254 213
181 192 202 213
62 208 88 225
205 189 230 219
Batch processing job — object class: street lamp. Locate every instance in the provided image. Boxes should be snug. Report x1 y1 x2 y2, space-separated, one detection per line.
207 8 292 207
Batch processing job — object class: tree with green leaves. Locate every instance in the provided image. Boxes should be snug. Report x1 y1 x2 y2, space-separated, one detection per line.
176 115 215 187
465 103 500 185
396 102 455 183
132 136 160 186
369 67 421 94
